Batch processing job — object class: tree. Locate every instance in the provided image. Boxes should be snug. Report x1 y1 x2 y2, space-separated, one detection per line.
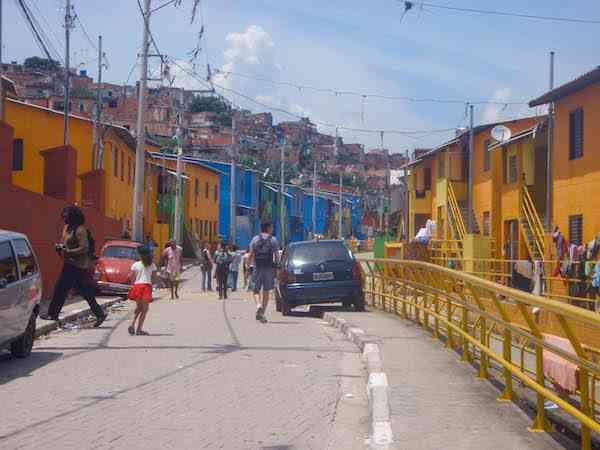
24 56 60 72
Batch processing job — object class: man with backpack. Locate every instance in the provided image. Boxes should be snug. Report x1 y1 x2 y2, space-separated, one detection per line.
249 222 279 323
198 241 213 292
40 205 107 327
213 242 233 299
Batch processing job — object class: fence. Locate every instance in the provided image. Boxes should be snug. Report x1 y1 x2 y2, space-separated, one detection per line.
359 257 600 450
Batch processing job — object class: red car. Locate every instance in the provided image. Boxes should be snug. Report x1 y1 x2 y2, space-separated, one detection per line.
94 240 143 295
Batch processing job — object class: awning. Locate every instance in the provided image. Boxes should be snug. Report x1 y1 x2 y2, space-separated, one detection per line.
488 123 544 152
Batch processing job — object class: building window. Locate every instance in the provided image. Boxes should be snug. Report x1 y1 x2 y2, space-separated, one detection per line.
194 178 199 207
214 185 218 202
482 211 490 236
79 103 84 113
205 181 209 199
569 215 583 246
120 150 125 181
569 107 584 160
113 148 118 177
128 158 132 185
438 155 445 179
424 167 432 191
505 153 517 184
483 139 491 172
12 138 24 171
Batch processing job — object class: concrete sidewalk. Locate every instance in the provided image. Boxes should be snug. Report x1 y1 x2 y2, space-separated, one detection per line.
329 310 565 450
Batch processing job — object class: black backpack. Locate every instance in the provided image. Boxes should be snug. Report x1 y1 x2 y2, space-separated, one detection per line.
254 236 274 267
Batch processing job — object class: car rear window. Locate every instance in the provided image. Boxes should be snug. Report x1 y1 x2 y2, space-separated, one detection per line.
0 242 18 285
290 242 352 265
13 239 38 278
102 246 139 260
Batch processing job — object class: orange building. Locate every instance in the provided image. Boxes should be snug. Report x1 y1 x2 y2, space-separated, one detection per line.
148 153 221 246
530 66 600 253
5 98 163 239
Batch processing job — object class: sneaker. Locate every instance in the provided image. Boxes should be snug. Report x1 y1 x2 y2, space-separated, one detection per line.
40 313 59 321
259 315 268 324
255 307 263 321
93 314 107 328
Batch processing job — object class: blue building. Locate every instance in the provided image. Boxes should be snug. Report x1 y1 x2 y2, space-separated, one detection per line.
193 160 261 249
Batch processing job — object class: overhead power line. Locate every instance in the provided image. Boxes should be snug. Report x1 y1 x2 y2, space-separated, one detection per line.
215 69 528 105
169 58 458 138
404 1 600 25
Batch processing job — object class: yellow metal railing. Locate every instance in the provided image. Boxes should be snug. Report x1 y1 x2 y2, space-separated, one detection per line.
521 185 546 260
359 257 600 450
447 181 466 241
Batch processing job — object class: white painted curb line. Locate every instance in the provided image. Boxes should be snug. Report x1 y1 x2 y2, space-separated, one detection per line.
324 312 393 449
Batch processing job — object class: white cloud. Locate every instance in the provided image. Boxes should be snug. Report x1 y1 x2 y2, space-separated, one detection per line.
482 87 512 123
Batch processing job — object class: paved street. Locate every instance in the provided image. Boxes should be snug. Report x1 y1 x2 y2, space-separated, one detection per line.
0 268 368 450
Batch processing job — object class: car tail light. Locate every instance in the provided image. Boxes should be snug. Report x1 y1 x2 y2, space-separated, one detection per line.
352 261 362 282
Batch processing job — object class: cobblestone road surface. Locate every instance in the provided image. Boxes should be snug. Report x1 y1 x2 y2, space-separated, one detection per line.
0 268 367 450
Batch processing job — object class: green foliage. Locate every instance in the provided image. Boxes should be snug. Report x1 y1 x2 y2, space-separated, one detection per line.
24 56 60 72
189 96 233 127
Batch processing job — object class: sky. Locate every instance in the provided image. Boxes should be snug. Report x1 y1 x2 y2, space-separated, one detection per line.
3 0 600 153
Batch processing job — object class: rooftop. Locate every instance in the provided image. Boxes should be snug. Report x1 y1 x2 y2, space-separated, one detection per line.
529 66 600 106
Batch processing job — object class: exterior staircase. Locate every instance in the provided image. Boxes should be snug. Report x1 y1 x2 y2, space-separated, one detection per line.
519 185 545 261
458 201 481 235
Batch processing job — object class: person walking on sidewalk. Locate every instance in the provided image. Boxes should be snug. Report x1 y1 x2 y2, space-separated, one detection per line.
228 245 242 292
242 247 252 290
162 240 182 300
41 206 107 327
214 242 232 299
199 241 214 292
127 247 157 336
250 222 279 323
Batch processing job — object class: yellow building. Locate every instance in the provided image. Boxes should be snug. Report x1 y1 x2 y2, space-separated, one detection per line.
148 153 221 246
530 66 600 253
6 98 166 239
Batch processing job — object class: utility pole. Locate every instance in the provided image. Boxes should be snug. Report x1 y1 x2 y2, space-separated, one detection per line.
93 35 103 169
467 104 474 234
0 0 4 121
545 51 555 232
279 137 286 245
63 0 73 145
173 116 183 245
312 160 317 239
404 149 410 242
338 171 343 239
132 0 151 242
230 114 236 245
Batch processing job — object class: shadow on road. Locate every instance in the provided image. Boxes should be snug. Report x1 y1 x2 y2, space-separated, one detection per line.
0 351 62 385
287 304 355 319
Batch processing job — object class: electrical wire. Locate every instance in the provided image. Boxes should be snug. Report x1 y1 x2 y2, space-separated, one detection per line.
169 58 460 138
413 1 600 25
214 69 528 105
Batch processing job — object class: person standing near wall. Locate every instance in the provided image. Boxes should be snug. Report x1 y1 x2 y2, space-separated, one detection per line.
41 206 107 327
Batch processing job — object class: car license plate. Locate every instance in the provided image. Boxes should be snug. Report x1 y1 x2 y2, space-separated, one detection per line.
313 272 334 281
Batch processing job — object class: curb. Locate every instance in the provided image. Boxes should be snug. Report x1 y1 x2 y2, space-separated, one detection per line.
324 312 393 449
35 297 125 338
35 265 198 338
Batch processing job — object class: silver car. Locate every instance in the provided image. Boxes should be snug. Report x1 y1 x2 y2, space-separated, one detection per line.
0 230 42 358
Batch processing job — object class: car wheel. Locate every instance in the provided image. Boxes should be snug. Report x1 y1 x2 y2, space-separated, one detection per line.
11 309 37 358
353 294 366 312
281 296 292 316
342 299 353 310
275 290 282 312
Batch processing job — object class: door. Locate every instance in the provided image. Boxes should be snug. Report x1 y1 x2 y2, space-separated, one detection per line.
0 241 21 344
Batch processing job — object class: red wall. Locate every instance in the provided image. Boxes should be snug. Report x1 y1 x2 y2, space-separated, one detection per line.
0 122 122 298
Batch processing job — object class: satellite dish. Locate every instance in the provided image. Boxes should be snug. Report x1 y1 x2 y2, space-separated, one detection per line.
491 125 512 143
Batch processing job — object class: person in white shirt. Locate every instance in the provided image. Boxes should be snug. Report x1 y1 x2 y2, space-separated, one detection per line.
127 247 157 336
